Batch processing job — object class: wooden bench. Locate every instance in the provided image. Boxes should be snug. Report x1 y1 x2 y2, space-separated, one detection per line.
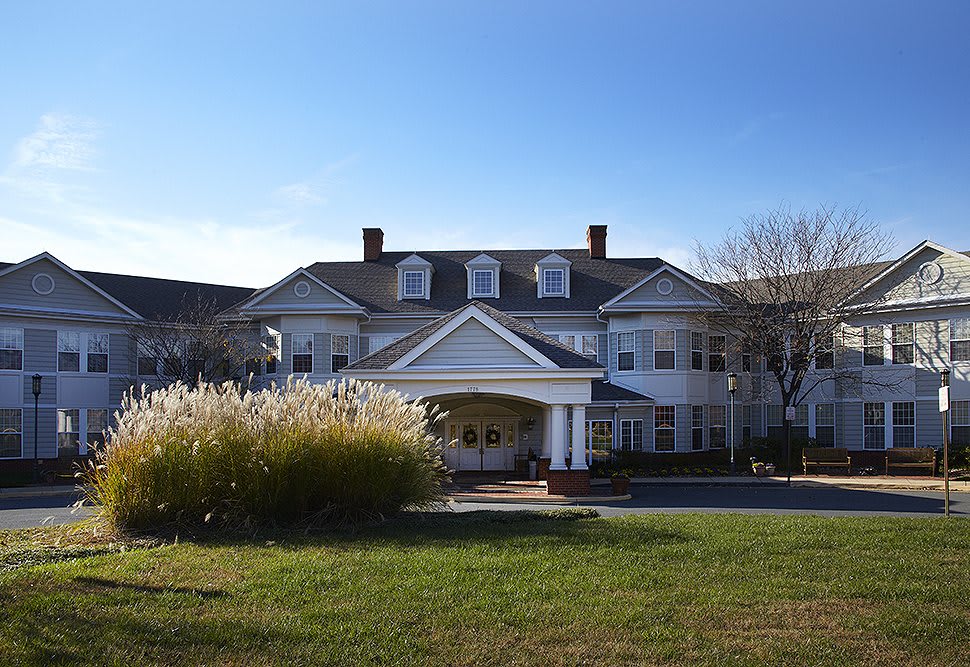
886 447 936 477
802 447 851 475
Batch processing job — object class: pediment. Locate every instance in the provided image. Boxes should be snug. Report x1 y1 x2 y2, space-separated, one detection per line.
601 265 718 310
237 268 364 313
406 318 540 368
395 253 434 270
849 242 970 309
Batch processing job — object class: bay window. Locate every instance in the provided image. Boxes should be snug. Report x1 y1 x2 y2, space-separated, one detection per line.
654 406 675 452
617 332 635 372
292 334 313 374
0 328 23 370
653 330 675 370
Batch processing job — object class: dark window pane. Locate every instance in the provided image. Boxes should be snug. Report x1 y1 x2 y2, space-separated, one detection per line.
951 340 970 362
0 433 20 457
87 353 108 373
293 354 313 374
0 349 22 370
58 352 80 372
331 354 349 372
138 357 157 376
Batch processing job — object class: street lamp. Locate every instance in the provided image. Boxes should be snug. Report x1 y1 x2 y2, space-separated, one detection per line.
31 374 42 484
941 369 951 517
727 372 738 474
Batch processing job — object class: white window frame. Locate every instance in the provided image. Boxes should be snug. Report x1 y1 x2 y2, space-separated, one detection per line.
558 334 599 363
653 330 676 371
402 270 425 298
863 402 886 450
812 333 836 370
709 404 726 449
86 408 109 450
291 333 314 375
542 268 565 296
619 419 643 451
616 331 635 372
891 401 915 448
890 323 914 365
691 405 704 451
471 269 494 297
0 408 22 458
57 331 81 372
57 331 109 374
586 419 615 456
264 334 280 375
0 327 24 371
742 404 752 444
57 408 82 457
368 335 399 355
654 405 676 452
331 333 350 373
952 400 970 444
690 331 704 371
813 403 836 447
708 335 726 373
862 325 885 366
950 318 970 363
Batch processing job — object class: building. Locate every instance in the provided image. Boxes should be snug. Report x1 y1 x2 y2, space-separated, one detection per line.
1 226 968 493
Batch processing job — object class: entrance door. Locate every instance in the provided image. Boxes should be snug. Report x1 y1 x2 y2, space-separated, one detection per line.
447 419 515 471
459 421 483 470
481 422 506 470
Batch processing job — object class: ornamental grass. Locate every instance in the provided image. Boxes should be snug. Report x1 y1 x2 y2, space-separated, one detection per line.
84 377 449 531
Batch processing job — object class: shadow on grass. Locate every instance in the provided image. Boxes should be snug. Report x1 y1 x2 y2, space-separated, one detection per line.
73 576 229 599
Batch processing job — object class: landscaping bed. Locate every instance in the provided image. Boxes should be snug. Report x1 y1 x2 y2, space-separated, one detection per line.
1 511 968 666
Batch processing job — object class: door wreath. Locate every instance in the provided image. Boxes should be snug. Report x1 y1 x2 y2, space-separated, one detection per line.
462 426 478 448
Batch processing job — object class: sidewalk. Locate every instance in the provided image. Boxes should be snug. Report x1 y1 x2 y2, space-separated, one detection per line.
590 475 970 492
0 484 85 499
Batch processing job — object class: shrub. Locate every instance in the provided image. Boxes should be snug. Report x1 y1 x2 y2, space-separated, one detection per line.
85 377 449 530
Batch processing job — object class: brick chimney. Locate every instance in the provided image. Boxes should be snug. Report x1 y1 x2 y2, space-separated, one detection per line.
587 225 607 258
363 228 384 261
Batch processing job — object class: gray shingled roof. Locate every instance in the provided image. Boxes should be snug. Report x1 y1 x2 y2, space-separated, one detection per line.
307 249 665 314
590 380 653 403
346 300 604 371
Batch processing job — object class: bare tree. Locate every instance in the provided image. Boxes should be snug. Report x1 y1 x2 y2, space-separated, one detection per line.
127 294 268 388
691 204 898 460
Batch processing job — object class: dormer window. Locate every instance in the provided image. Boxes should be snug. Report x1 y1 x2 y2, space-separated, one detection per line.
403 271 425 297
396 254 434 300
535 252 571 298
465 253 501 299
543 269 564 296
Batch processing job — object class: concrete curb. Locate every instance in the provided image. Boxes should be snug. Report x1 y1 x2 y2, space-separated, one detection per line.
449 493 632 505
0 485 85 499
589 476 970 493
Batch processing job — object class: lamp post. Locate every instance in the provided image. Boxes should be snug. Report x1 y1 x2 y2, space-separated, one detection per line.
941 369 951 517
727 372 738 474
31 374 42 484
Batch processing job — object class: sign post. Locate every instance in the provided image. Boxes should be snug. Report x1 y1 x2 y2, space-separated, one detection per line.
785 405 795 486
939 371 951 518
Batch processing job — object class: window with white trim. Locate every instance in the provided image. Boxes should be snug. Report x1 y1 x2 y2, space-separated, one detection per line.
892 401 915 448
863 402 885 450
741 340 752 372
587 420 614 457
620 419 643 451
691 405 704 451
57 409 81 457
742 404 752 444
815 403 835 447
709 405 726 448
403 271 425 298
814 334 835 370
0 328 23 371
87 409 109 450
137 342 158 376
472 270 494 297
891 323 914 365
291 334 313 374
0 409 22 458
863 326 884 366
559 334 599 362
617 332 635 372
58 331 108 373
653 330 675 370
58 331 81 371
331 334 350 372
767 404 783 440
264 335 280 374
369 336 398 354
87 333 109 373
951 318 970 362
792 404 809 441
690 332 704 371
654 406 675 452
952 400 970 446
708 335 726 372
543 268 565 296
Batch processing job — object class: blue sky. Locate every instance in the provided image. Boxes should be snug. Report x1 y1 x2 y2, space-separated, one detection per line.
2 1 969 287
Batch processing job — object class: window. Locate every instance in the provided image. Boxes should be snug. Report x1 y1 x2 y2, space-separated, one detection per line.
87 333 109 373
57 331 81 371
690 332 704 371
654 406 676 452
264 335 279 374
891 323 914 365
619 419 643 451
863 326 884 366
472 270 494 297
369 336 398 354
87 409 109 450
559 335 599 362
186 341 206 380
653 330 675 370
792 404 809 442
815 403 835 447
245 358 262 377
691 405 704 451
953 400 970 446
137 342 158 376
950 318 970 362
708 335 726 372
742 404 752 445
559 334 575 350
403 271 425 298
814 334 835 370
892 401 915 448
291 334 313 374
587 420 614 458
543 268 565 296
767 404 784 440
0 328 23 371
0 409 21 458
57 409 80 457
709 405 726 448
863 402 886 450
617 332 635 372
331 334 350 372
741 341 752 372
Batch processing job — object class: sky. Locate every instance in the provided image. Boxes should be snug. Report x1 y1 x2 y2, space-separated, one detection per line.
1 1 969 288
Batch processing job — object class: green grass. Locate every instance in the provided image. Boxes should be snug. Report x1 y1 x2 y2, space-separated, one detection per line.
1 511 969 666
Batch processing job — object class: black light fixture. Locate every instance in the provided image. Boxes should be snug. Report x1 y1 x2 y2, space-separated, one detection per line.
941 369 951 517
726 372 738 474
31 374 42 484
527 417 535 431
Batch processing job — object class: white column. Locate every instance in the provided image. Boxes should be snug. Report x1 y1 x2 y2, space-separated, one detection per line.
570 404 588 470
541 406 552 458
549 404 567 470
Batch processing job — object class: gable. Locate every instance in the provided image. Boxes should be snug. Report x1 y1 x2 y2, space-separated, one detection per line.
604 267 715 309
852 245 970 308
257 274 354 309
407 318 540 368
0 257 133 317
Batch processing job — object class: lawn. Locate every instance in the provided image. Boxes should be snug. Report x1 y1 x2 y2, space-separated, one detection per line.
1 510 969 666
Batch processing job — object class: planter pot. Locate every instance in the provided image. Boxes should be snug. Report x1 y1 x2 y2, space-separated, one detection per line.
753 463 767 477
611 476 631 495
528 460 538 480
764 464 776 476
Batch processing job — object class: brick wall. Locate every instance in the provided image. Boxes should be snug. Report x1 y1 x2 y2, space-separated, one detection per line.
546 469 591 496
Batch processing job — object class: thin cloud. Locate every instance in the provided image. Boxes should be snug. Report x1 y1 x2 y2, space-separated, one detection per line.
12 112 100 171
272 153 360 207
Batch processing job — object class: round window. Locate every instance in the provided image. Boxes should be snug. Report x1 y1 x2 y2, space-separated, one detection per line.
916 261 943 285
293 280 311 298
31 273 55 295
656 278 674 295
